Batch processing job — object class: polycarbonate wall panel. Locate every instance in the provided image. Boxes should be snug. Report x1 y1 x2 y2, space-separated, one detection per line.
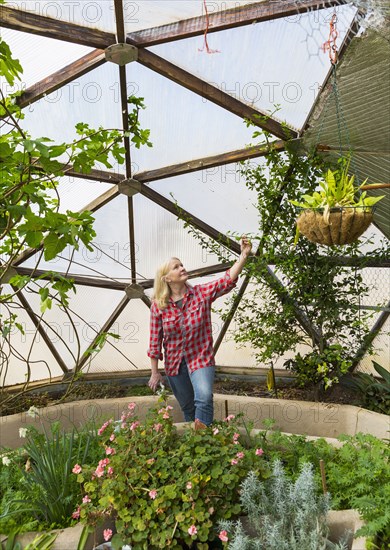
152 5 357 130
46 175 112 214
1 287 65 385
87 298 152 372
20 62 123 154
127 62 255 173
5 1 116 33
22 283 125 368
148 161 259 236
0 29 92 90
21 194 132 281
124 1 260 34
133 194 233 281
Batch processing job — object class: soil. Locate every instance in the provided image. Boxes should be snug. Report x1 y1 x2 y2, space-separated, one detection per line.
0 377 362 418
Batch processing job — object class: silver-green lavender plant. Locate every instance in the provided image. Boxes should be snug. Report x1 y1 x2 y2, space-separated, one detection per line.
219 460 351 550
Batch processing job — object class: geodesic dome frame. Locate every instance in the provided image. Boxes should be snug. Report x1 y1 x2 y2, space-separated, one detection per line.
1 0 389 388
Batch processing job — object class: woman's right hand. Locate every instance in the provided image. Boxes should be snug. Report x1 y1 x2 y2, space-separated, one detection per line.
148 371 163 393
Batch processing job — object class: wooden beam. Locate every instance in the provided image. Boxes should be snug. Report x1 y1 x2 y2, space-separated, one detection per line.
64 166 124 184
0 5 115 48
14 266 128 291
136 140 290 183
14 288 69 374
350 300 390 372
114 0 126 44
128 0 346 47
136 49 295 140
16 50 106 109
65 141 290 185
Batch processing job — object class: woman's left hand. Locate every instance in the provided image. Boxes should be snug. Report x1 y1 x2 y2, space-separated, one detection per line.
240 236 252 258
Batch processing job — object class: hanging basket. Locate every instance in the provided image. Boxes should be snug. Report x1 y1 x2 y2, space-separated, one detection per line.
297 207 373 246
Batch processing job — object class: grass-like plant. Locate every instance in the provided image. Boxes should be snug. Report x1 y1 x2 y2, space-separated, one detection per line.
0 409 101 532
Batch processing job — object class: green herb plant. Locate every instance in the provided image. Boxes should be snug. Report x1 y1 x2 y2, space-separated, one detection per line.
253 427 390 549
218 461 350 550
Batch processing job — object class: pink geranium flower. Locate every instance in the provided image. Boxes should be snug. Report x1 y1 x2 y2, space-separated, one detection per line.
149 489 158 499
213 427 219 435
225 414 235 422
105 447 116 455
109 433 115 442
103 529 113 542
188 525 197 536
255 448 264 456
107 467 114 476
130 421 140 431
231 459 238 465
72 506 81 519
72 464 82 474
219 530 229 542
128 402 136 411
236 451 244 459
186 482 192 490
82 495 91 504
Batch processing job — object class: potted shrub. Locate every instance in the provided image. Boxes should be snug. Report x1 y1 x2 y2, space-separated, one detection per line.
290 156 385 246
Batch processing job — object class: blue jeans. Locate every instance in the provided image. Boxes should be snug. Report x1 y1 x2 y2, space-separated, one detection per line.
167 358 215 426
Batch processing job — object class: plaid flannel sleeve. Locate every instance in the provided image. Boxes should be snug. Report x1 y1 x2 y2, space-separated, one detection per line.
199 269 237 302
147 301 163 360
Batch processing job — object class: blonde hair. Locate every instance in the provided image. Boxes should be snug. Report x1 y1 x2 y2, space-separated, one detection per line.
153 257 180 310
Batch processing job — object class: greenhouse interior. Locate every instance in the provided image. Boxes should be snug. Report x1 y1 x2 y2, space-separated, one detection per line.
0 0 389 549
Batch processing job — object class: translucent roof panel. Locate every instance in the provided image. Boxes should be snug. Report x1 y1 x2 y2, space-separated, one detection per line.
22 284 125 368
0 28 92 89
21 194 132 281
148 161 260 236
124 1 262 34
127 62 255 172
20 61 123 154
151 4 357 130
45 175 112 214
133 193 235 281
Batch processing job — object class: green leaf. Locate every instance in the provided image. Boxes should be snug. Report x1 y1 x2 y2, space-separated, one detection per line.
43 233 67 261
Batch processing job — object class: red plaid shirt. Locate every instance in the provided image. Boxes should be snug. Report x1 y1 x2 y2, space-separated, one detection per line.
147 270 237 376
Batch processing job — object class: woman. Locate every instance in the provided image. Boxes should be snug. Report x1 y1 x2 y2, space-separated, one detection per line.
147 237 252 428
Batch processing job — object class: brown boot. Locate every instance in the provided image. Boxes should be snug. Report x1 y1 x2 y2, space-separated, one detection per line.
194 419 207 431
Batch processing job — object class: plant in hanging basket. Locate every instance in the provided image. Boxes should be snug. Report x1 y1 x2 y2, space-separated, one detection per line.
290 157 385 246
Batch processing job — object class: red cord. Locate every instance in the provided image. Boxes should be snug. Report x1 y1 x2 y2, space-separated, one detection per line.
322 13 339 65
198 0 220 54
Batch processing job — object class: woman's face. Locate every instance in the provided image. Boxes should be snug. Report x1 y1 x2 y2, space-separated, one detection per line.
165 258 188 285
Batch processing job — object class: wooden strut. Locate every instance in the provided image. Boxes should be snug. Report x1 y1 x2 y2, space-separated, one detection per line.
15 50 106 109
350 300 390 373
127 0 348 47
